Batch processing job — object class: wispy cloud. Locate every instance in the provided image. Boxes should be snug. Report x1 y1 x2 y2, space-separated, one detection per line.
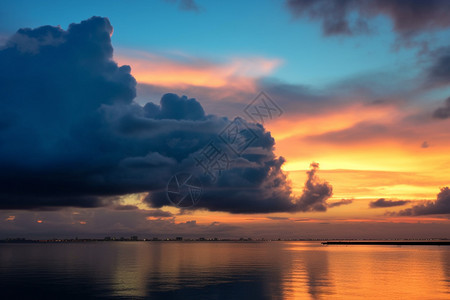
369 198 410 208
328 199 353 208
286 0 450 44
115 49 281 89
165 0 200 12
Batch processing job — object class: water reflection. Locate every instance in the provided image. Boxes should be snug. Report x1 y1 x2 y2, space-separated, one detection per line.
1 242 449 299
441 249 450 293
282 243 333 299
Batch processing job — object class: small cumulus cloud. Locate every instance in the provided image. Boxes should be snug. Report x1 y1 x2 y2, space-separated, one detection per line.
369 198 410 208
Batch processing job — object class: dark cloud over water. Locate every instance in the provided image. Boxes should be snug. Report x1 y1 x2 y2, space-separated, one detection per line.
0 17 332 213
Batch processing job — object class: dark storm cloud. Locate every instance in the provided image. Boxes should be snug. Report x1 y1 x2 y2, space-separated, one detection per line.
0 17 137 209
369 198 410 208
286 0 450 38
0 17 333 213
146 158 333 214
397 187 450 215
328 199 353 208
144 93 206 120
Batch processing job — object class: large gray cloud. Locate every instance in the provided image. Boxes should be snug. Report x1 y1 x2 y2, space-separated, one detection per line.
286 0 450 39
0 17 333 213
397 187 450 215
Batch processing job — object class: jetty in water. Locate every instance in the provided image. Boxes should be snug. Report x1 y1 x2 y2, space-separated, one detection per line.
322 241 450 246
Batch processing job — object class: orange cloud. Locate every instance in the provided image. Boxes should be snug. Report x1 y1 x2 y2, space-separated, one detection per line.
114 49 281 89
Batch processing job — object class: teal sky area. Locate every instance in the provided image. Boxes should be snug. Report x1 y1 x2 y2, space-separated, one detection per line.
0 0 425 87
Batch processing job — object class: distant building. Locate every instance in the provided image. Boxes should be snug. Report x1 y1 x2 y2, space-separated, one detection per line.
131 236 138 241
175 237 183 241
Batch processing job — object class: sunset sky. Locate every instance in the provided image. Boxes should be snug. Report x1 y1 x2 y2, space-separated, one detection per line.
1 0 450 239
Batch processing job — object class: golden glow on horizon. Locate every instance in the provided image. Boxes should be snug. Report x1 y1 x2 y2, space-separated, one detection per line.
110 48 450 224
259 98 450 220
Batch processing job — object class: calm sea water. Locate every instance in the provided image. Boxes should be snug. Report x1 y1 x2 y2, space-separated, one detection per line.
1 241 449 299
